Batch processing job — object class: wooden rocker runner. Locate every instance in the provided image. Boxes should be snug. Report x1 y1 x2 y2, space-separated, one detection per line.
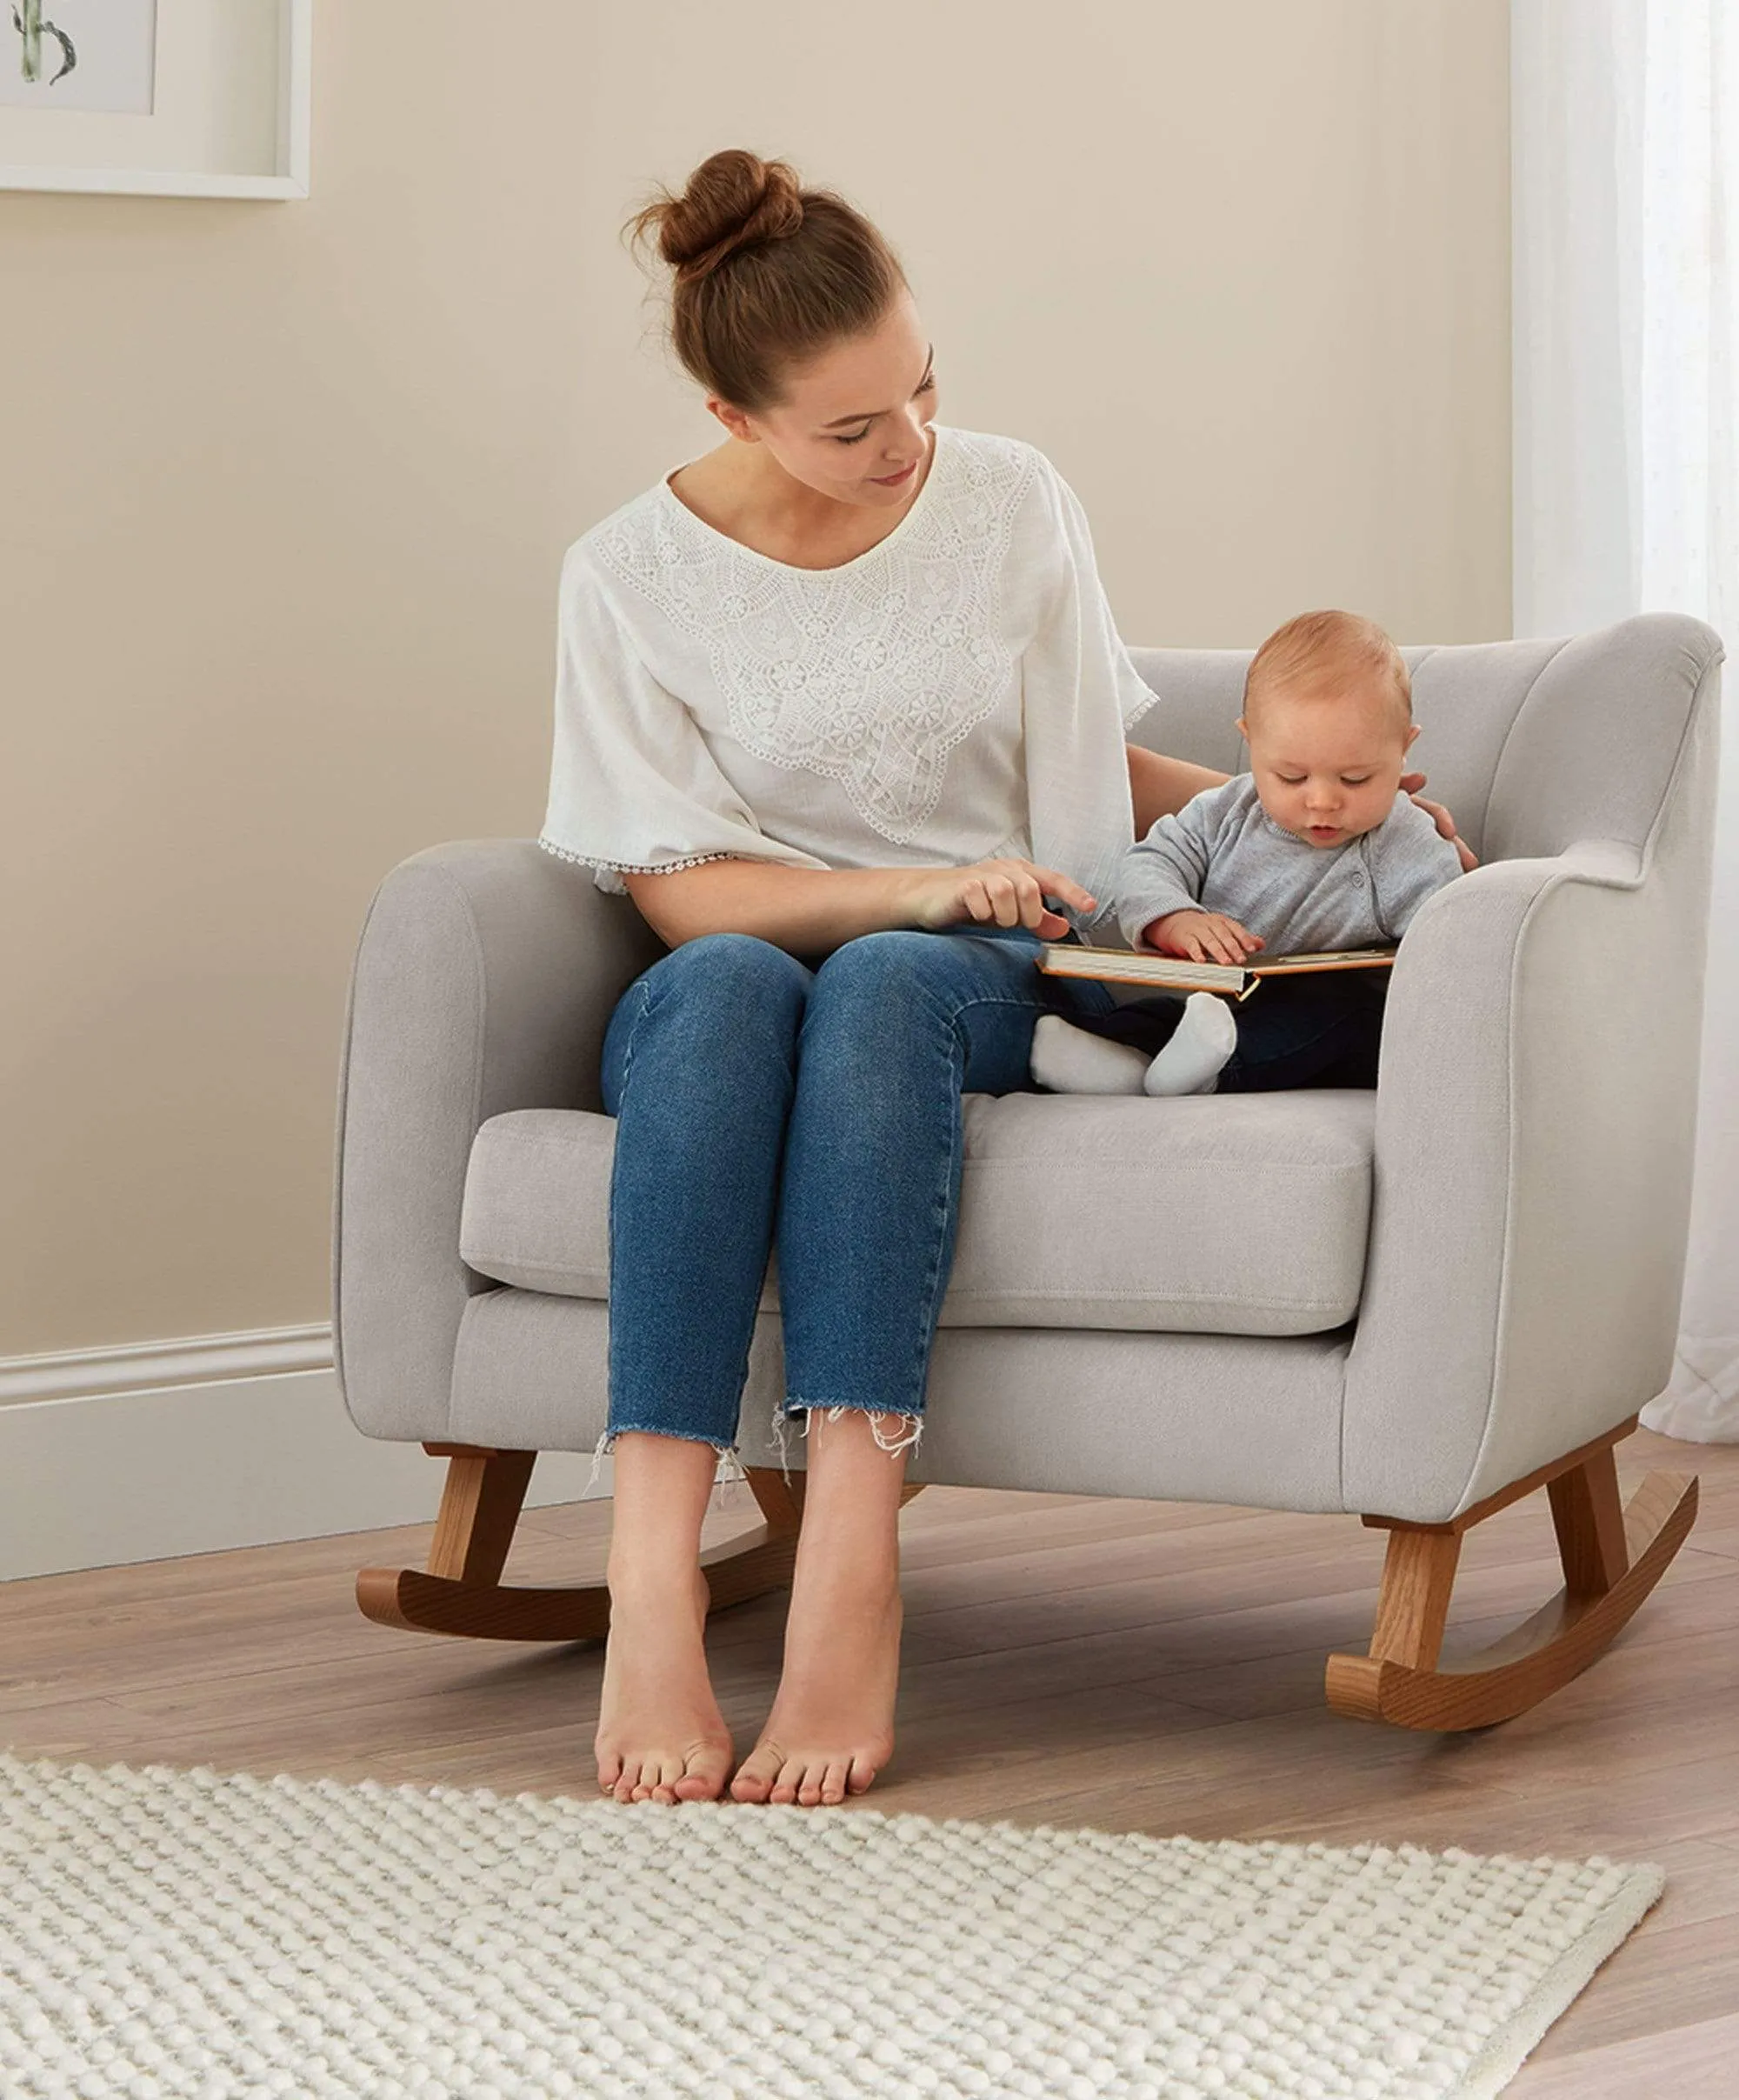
356 1443 925 1644
1325 1418 1697 1731
359 1422 1692 1737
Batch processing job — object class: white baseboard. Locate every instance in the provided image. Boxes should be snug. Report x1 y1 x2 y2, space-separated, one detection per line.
0 1325 611 1583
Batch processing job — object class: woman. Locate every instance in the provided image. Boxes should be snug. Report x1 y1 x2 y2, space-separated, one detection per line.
540 150 1464 1810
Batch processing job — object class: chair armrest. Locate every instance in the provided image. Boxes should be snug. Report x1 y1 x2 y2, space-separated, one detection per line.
332 840 663 1442
1344 685 1716 1521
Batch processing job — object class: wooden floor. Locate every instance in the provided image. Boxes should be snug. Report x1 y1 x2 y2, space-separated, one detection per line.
4 1426 1737 2094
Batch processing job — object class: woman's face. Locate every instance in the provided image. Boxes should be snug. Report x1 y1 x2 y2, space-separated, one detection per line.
712 290 939 510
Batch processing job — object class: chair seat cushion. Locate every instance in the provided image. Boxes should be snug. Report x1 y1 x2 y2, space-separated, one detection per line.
458 1090 1375 1337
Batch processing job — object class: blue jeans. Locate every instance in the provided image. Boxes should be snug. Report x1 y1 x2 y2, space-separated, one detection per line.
598 924 1118 1454
1069 970 1391 1091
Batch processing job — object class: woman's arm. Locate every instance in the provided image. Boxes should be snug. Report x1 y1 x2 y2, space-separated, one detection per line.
1127 745 1229 837
630 749 1231 952
624 855 1097 959
624 863 921 956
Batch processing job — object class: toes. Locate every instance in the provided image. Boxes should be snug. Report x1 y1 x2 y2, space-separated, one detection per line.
731 1741 881 1806
674 1745 730 1803
642 1755 682 1806
730 1743 782 1804
596 1747 623 1794
610 1749 728 1806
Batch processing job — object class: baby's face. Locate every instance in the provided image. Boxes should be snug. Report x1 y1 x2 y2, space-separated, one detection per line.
1239 676 1420 850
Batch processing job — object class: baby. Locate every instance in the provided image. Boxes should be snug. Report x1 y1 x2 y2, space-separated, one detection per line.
1033 609 1463 1097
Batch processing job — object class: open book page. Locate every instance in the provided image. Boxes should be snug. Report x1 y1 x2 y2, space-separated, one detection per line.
1036 943 1398 997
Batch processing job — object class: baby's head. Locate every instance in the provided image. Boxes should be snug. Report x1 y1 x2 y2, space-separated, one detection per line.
1236 610 1419 850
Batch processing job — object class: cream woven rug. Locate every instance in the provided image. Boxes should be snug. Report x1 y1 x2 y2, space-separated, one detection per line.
0 1750 1660 2100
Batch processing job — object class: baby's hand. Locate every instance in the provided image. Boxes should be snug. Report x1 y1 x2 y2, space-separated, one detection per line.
1143 910 1264 967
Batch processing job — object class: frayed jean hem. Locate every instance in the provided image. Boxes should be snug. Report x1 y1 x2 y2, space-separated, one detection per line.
587 1424 743 1493
770 1395 923 1479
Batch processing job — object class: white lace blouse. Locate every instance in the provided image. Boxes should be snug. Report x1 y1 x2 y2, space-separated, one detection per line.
536 423 1159 931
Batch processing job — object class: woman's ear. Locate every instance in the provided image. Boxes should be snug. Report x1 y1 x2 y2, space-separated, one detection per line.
706 397 758 444
1404 721 1422 752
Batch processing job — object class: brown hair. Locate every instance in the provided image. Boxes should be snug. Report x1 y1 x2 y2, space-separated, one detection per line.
625 149 907 411
1243 609 1412 730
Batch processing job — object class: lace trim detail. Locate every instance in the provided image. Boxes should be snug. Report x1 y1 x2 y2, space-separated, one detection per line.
591 429 1039 850
536 837 732 876
1123 683 1161 731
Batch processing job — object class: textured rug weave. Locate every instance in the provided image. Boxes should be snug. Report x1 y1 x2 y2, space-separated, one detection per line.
0 1750 1660 2099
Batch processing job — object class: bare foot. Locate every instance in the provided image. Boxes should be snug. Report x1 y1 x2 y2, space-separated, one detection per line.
730 1569 903 1808
596 1566 733 1804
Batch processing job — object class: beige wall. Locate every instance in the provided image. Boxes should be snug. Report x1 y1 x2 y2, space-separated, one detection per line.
1 2 1509 1365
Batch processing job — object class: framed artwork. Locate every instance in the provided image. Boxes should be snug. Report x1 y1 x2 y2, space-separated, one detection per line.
0 0 311 197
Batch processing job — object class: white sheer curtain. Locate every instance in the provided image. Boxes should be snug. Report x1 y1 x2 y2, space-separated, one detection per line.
1514 0 1739 1439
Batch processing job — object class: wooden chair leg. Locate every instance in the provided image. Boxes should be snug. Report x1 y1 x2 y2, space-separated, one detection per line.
356 1450 924 1643
1548 1443 1629 1598
424 1444 536 1586
744 1466 806 1537
1366 1529 1462 1673
1327 1418 1697 1730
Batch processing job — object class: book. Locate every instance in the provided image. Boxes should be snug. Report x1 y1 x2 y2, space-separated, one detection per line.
1036 943 1398 1001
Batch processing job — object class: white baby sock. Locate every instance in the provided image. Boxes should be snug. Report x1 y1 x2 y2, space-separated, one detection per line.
1142 991 1238 1097
1030 1014 1150 1095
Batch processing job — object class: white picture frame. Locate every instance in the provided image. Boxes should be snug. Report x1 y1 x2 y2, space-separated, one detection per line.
0 0 311 199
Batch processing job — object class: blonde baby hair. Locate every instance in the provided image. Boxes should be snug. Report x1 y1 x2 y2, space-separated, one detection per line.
1243 610 1411 734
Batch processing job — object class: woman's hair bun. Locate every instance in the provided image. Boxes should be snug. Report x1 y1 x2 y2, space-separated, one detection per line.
638 150 805 282
624 150 904 411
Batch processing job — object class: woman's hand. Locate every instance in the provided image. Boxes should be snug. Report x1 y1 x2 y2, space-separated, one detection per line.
901 858 1097 939
1143 910 1264 965
1401 771 1479 872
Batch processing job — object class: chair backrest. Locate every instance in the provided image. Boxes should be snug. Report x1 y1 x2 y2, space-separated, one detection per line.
1127 614 1722 866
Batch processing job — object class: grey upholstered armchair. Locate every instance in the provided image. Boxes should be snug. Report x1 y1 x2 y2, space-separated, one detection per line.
332 614 1721 1729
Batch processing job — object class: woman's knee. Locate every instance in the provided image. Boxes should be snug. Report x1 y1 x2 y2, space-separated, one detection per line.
651 931 810 1011
603 933 809 1110
812 929 951 1004
814 927 1035 1019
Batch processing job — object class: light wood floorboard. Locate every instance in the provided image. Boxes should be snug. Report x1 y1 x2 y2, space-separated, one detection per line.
3 1427 1735 2093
